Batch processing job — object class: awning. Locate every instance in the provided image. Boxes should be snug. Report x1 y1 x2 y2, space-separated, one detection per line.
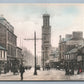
0 45 7 51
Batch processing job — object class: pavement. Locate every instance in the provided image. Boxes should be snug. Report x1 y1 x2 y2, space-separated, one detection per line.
0 68 84 81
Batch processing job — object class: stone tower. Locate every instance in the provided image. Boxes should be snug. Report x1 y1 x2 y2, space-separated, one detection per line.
42 14 51 68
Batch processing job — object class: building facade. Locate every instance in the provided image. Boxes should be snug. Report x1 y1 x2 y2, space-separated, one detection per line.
59 31 84 62
59 31 84 70
41 14 51 68
16 47 23 64
49 47 59 68
0 16 17 70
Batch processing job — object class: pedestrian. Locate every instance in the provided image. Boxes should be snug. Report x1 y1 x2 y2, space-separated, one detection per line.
65 63 68 75
79 68 82 73
77 68 81 74
19 64 25 81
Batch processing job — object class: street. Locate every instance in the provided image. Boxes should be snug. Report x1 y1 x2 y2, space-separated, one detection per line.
0 68 84 81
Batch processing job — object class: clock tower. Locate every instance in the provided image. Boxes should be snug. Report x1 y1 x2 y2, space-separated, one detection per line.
42 14 51 68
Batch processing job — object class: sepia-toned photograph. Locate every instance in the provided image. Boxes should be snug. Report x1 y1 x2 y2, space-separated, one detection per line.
0 3 84 81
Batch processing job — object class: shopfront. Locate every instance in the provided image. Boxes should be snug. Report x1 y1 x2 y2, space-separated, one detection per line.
0 45 7 73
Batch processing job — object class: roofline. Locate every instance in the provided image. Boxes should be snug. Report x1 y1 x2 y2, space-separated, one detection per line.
7 28 17 38
0 17 14 29
16 47 22 50
0 23 17 38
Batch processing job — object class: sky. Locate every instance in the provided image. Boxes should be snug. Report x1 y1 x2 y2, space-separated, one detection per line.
0 4 84 56
0 0 84 3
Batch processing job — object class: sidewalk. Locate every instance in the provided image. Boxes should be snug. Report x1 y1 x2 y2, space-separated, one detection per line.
0 71 20 80
70 72 84 80
23 68 66 80
65 70 84 80
0 70 20 76
0 69 84 80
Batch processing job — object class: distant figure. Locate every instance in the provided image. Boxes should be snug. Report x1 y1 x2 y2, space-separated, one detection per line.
64 63 69 75
79 68 82 73
19 64 25 81
77 66 82 74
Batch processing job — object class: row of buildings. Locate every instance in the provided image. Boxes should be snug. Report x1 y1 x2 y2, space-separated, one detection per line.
59 31 84 70
1 13 83 71
0 16 23 73
41 13 84 70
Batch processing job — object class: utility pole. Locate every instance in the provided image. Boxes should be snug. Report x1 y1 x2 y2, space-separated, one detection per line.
24 31 42 75
34 31 37 75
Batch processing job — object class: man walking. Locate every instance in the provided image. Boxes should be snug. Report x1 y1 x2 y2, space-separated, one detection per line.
19 64 25 81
